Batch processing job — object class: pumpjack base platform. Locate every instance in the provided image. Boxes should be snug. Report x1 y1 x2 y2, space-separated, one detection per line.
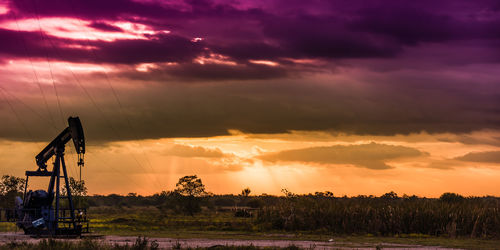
23 227 83 238
27 233 102 239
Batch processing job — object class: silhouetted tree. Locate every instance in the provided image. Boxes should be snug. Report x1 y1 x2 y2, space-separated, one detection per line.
241 187 251 197
0 175 25 208
380 191 398 200
61 177 88 208
0 175 25 195
439 192 465 203
174 175 207 215
175 175 206 197
239 187 251 206
314 191 334 198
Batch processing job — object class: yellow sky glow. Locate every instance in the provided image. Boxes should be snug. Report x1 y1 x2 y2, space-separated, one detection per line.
1 130 499 197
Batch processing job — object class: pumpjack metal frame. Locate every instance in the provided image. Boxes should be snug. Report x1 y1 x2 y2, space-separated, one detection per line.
23 147 81 235
15 117 89 237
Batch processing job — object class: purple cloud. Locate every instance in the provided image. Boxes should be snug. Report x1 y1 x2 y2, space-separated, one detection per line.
88 21 124 32
3 0 499 69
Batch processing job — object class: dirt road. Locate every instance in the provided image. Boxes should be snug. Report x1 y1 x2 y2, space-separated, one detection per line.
0 232 460 249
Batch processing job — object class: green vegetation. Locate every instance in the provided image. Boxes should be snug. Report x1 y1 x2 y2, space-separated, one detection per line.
173 175 207 216
1 175 500 249
61 177 88 208
84 190 500 239
0 175 24 209
80 191 500 249
256 191 500 238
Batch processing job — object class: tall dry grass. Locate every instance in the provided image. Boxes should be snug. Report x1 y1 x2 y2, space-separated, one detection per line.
256 193 500 238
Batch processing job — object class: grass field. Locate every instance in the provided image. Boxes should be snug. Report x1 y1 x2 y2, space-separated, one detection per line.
1 202 500 249
79 206 500 249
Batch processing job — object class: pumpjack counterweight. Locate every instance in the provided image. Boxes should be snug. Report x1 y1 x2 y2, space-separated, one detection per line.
14 117 89 237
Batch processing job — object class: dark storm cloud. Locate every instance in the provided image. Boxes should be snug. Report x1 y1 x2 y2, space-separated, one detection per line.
212 42 287 62
0 28 203 64
455 151 500 163
136 63 289 81
5 0 500 68
351 5 500 44
351 6 458 45
2 0 500 142
23 77 496 142
88 21 123 32
260 16 401 59
0 75 500 142
259 142 425 170
90 34 203 64
9 0 174 20
0 28 80 60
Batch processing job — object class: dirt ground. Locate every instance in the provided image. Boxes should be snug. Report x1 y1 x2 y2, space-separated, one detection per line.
0 232 460 249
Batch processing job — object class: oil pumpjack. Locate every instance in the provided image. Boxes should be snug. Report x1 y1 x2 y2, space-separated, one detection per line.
14 116 89 236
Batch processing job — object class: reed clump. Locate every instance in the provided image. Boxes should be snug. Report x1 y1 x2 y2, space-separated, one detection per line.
255 192 500 238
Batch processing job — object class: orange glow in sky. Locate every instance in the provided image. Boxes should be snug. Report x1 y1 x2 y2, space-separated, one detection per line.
2 131 500 197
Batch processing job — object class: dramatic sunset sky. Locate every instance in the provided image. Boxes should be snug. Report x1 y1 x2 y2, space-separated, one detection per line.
1 0 500 196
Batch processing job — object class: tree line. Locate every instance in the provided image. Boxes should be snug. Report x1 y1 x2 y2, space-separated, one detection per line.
1 174 499 238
